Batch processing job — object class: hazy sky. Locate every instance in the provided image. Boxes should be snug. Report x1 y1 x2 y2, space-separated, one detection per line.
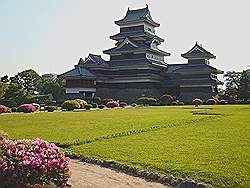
0 0 249 77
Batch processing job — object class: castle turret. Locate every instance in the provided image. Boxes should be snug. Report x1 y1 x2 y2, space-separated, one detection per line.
175 43 223 101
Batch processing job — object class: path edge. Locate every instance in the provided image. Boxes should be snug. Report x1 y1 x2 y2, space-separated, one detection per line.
65 152 210 188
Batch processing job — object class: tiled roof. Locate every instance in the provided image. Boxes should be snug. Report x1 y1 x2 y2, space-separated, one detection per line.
167 63 223 74
115 6 159 26
60 66 96 78
118 6 152 22
79 54 108 67
181 42 216 59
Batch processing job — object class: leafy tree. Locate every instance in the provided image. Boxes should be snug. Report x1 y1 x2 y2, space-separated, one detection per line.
1 75 9 83
239 69 250 101
0 82 7 102
223 69 250 101
223 71 242 101
2 83 32 107
38 78 65 101
10 69 42 94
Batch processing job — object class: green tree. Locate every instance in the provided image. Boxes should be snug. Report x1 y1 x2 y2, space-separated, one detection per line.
223 71 242 101
1 75 9 83
239 69 250 101
10 69 42 94
38 78 65 101
0 82 7 102
2 83 32 107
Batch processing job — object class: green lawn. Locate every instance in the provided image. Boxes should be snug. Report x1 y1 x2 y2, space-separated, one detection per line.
0 105 249 187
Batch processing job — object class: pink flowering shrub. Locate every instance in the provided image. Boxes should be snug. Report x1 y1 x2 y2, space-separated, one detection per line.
106 100 119 108
0 105 8 113
0 138 71 187
17 104 36 113
32 103 40 111
192 98 203 107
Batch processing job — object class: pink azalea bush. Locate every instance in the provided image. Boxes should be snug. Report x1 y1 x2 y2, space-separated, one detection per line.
32 103 41 111
192 98 203 107
17 104 36 113
106 100 119 108
0 105 8 114
0 138 71 187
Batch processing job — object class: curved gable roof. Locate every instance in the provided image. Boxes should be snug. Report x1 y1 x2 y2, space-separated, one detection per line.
115 6 160 27
181 42 216 59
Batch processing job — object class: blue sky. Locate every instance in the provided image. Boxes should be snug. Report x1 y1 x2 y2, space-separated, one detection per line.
0 0 249 77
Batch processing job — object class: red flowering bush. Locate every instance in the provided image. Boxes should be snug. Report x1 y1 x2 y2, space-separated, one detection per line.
0 105 8 114
106 101 119 108
0 138 71 187
17 104 36 113
32 103 41 111
192 98 203 107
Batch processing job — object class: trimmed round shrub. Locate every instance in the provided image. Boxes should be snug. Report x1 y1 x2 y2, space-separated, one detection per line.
136 97 148 106
0 105 8 114
147 98 157 106
178 102 185 106
119 102 127 108
62 100 80 111
11 107 17 112
46 106 58 112
159 94 174 105
6 108 12 113
220 100 228 104
17 104 36 113
92 97 101 104
192 98 203 107
32 103 40 111
0 138 71 187
91 103 98 108
131 103 137 107
98 104 105 109
171 101 178 106
75 99 87 108
0 130 8 140
84 104 93 110
206 98 217 105
106 101 119 108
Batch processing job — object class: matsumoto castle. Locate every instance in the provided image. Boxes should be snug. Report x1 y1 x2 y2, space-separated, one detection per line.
60 6 223 103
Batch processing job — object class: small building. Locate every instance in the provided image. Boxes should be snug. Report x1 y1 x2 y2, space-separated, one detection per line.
42 73 58 80
60 6 223 103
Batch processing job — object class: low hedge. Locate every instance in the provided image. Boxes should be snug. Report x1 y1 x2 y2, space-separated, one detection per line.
62 100 80 111
91 103 98 108
119 102 127 108
98 105 105 109
84 104 93 110
46 106 58 112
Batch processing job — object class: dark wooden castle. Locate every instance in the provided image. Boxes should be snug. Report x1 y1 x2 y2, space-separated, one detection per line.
60 6 223 103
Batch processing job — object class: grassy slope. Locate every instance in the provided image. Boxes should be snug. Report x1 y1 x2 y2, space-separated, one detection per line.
0 105 249 187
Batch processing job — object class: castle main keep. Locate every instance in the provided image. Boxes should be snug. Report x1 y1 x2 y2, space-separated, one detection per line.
60 6 223 103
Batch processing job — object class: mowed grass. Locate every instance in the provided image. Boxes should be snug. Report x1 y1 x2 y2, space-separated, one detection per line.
0 105 249 187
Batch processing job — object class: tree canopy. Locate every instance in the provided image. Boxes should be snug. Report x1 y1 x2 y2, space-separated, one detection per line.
223 69 250 102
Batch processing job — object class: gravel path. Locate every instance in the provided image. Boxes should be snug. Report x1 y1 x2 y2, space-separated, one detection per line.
68 160 170 188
